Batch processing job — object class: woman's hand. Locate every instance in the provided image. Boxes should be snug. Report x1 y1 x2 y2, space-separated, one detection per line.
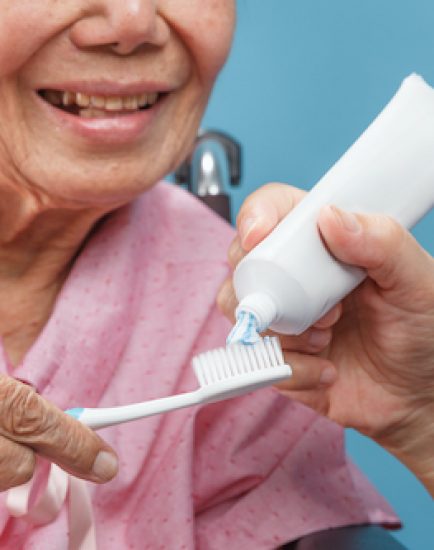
0 375 118 490
217 183 434 494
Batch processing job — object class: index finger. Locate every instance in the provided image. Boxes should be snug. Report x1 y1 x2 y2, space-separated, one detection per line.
236 183 306 250
0 376 118 483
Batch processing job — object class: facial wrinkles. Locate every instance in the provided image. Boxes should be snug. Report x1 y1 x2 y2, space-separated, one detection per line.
0 1 236 216
0 2 81 78
0 5 97 210
26 32 189 97
0 147 66 247
0 0 235 87
149 1 235 164
0 0 236 352
0 80 40 222
13 35 193 207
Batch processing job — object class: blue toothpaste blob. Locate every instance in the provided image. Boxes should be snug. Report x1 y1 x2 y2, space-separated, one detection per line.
226 310 261 345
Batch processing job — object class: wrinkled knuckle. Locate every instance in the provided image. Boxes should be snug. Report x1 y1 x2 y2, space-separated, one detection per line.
0 377 49 439
56 421 97 473
12 392 48 438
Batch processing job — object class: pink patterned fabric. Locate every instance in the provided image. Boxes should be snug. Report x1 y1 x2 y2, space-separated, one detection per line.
0 183 398 549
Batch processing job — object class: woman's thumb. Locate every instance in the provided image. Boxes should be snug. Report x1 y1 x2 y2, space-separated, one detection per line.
318 205 433 292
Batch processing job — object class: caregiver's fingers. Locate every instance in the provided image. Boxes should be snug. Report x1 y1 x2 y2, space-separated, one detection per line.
274 353 336 417
275 352 337 392
237 183 306 250
0 375 118 484
227 235 245 269
216 277 237 324
278 328 332 354
318 206 434 294
312 303 343 329
0 435 35 491
275 387 331 418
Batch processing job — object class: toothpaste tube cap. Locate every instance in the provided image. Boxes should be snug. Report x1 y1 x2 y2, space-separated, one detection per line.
235 292 278 334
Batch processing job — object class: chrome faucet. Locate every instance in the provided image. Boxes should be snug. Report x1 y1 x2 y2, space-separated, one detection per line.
174 130 242 223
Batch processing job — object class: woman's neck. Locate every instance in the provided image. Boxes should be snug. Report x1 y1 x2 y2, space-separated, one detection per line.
0 187 108 366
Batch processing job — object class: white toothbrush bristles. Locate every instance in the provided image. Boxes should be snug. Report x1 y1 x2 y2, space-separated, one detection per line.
192 336 287 388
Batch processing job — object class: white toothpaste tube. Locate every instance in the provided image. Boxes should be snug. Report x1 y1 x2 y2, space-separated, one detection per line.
232 74 434 339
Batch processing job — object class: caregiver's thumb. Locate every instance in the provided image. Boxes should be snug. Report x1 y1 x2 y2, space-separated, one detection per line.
318 205 433 293
0 375 118 484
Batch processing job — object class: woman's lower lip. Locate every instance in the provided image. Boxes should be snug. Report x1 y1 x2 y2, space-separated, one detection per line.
35 93 166 146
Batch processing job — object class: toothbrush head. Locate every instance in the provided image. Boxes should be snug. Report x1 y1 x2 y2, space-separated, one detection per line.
192 336 292 403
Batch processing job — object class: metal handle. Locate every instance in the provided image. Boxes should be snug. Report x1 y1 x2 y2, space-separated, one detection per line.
174 129 242 188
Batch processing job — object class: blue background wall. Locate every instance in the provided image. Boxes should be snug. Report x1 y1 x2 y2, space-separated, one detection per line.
201 1 434 548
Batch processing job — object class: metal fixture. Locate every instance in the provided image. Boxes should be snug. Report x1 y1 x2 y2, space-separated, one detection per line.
174 130 242 223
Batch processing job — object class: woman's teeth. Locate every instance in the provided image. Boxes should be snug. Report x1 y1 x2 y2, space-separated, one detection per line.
41 90 160 117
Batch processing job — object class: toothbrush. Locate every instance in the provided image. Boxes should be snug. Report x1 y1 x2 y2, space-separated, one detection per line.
66 337 291 430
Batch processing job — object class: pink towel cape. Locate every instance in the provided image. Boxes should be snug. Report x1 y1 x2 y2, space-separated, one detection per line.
0 183 398 549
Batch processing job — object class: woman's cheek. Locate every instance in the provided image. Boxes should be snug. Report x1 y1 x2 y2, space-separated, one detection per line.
162 0 236 82
0 2 76 78
198 1 236 72
0 24 35 77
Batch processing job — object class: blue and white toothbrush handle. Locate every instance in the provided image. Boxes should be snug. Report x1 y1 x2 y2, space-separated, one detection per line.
65 391 200 430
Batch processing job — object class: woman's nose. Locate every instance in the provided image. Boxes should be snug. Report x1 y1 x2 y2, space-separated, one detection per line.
70 0 170 55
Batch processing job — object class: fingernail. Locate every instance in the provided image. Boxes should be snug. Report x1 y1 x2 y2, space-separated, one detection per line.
239 217 259 244
330 206 361 233
308 329 331 348
319 367 336 386
92 451 118 481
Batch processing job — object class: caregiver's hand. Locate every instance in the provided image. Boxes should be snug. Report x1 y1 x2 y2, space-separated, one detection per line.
218 183 434 495
0 375 118 490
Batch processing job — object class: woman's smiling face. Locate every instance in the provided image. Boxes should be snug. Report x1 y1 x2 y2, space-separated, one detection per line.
0 1 235 208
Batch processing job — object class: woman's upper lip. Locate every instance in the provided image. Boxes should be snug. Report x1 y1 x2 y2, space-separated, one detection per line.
34 80 175 96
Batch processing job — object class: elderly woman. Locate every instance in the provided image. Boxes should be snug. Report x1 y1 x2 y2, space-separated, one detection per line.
0 1 431 549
